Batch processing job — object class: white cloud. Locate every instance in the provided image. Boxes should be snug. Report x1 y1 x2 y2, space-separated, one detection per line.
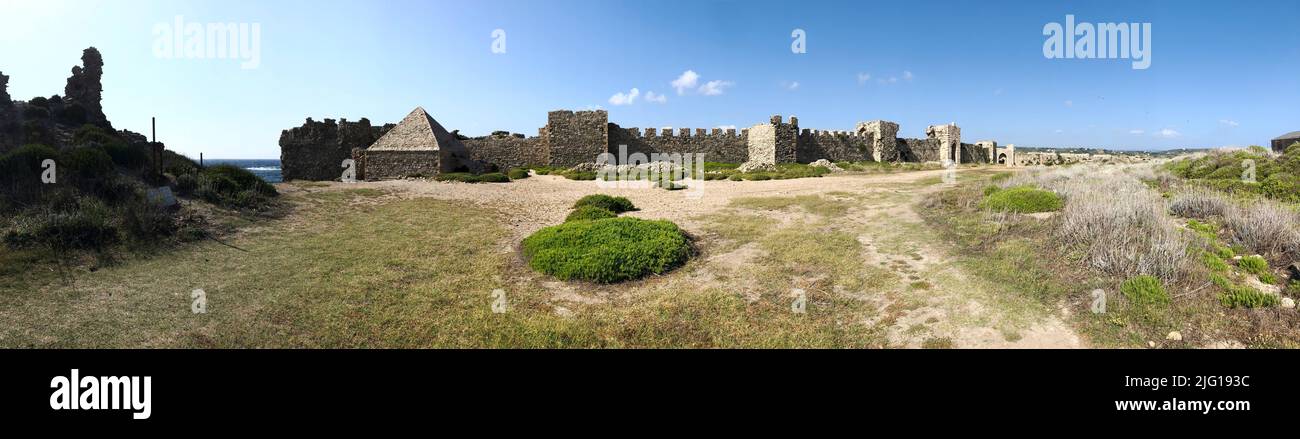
902 70 914 81
715 125 737 130
1055 129 1064 134
857 73 871 85
698 80 734 96
1063 100 1073 107
1219 119 1239 127
994 88 1004 96
671 70 699 95
879 76 899 84
1158 128 1182 139
644 91 667 104
608 87 640 106
784 81 800 90
1129 129 1145 135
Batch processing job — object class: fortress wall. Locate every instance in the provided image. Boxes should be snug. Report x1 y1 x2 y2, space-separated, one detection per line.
797 129 873 162
463 132 546 171
279 117 392 181
607 124 750 164
543 110 608 167
898 137 941 162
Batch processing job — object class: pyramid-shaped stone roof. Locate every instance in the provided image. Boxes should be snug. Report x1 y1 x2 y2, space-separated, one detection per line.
368 107 460 151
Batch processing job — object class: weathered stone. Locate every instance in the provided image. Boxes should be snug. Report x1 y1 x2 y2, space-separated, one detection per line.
809 159 843 172
64 47 105 124
280 117 392 181
927 123 961 164
0 71 10 107
364 107 479 179
1166 331 1182 341
1282 297 1295 309
740 123 776 171
856 120 899 162
544 110 608 168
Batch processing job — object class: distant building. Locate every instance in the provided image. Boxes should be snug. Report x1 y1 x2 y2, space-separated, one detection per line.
1273 131 1300 154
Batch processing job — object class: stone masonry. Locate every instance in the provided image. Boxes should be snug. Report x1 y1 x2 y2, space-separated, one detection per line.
928 123 961 164
280 109 1007 181
857 120 900 162
279 117 393 181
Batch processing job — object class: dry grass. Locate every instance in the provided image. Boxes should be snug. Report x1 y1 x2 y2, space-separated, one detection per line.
1224 200 1300 261
1169 187 1234 218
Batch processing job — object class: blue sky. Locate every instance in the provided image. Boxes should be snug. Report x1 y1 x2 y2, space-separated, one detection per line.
1 0 1297 159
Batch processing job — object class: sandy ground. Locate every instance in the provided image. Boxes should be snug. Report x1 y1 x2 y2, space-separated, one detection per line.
280 169 1083 348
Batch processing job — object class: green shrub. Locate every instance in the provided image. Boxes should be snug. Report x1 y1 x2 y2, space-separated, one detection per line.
175 173 198 196
1201 251 1230 272
565 206 617 222
728 174 744 181
1218 285 1279 308
507 168 530 180
983 185 1002 196
1212 244 1235 260
1238 255 1269 277
203 164 276 195
435 172 478 183
71 124 119 146
562 170 597 181
477 172 510 183
102 143 149 169
573 194 636 213
522 217 692 283
980 185 1063 213
4 196 118 251
1120 275 1169 305
196 165 277 208
63 146 116 182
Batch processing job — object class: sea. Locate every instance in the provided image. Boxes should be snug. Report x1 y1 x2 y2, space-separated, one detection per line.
203 159 282 183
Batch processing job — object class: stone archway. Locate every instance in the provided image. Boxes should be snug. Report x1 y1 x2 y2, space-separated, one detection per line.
998 153 1007 164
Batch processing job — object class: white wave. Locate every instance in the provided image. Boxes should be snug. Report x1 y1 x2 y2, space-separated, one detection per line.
243 167 281 171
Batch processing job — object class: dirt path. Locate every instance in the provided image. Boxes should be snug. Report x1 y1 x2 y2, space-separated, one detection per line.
281 169 1082 348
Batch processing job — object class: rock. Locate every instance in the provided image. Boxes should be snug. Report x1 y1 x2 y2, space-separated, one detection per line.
145 186 178 209
738 161 774 172
1233 256 1243 261
1147 341 1156 348
1166 331 1182 341
1283 297 1296 309
809 159 844 172
1287 262 1300 281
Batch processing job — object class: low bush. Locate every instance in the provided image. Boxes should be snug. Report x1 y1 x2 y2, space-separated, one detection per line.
1120 275 1170 306
3 196 119 251
195 164 277 208
477 172 510 183
979 185 1063 213
1218 285 1279 308
507 168 530 180
1168 188 1233 218
63 146 116 183
573 194 636 213
1201 251 1230 272
1224 200 1300 258
102 142 149 169
522 217 691 283
565 206 617 222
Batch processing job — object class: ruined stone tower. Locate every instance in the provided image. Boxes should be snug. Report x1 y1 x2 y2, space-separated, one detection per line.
0 71 11 107
64 47 106 124
857 120 900 162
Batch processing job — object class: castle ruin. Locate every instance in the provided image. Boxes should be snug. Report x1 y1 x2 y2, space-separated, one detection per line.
280 108 1012 181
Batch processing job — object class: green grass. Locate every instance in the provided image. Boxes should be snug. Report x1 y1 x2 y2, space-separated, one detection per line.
1201 251 1230 272
979 186 1063 213
730 195 849 217
521 217 692 283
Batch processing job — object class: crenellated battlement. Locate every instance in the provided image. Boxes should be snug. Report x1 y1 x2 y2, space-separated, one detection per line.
280 108 1005 180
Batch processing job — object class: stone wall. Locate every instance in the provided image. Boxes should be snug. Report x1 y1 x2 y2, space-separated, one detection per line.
772 115 799 164
543 110 608 167
897 137 941 162
279 117 393 181
364 150 440 180
959 143 990 164
607 124 749 164
463 131 546 171
744 123 777 168
927 123 961 163
797 129 873 162
856 120 899 162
